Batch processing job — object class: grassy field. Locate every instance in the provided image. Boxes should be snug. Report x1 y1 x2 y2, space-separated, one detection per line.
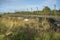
0 17 60 40
0 6 60 40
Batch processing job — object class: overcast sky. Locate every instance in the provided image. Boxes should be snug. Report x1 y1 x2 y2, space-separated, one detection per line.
0 0 60 13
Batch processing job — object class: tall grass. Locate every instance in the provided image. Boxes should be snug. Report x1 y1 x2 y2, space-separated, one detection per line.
0 17 60 40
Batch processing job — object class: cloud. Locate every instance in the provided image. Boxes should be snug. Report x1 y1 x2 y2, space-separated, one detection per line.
41 0 57 6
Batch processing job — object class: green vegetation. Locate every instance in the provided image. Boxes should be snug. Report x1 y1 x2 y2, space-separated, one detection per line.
0 26 60 40
0 6 60 40
0 18 60 40
2 6 60 16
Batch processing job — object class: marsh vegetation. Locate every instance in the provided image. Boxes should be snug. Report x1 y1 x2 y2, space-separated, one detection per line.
0 6 60 40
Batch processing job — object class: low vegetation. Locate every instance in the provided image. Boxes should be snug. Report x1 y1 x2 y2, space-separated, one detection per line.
0 6 60 40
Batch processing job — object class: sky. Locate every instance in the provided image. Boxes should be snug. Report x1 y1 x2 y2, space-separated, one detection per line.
0 0 60 13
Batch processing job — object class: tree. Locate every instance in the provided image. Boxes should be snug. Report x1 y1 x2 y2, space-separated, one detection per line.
43 6 51 15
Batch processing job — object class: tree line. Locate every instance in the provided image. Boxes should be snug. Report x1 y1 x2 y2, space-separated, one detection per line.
2 6 60 16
